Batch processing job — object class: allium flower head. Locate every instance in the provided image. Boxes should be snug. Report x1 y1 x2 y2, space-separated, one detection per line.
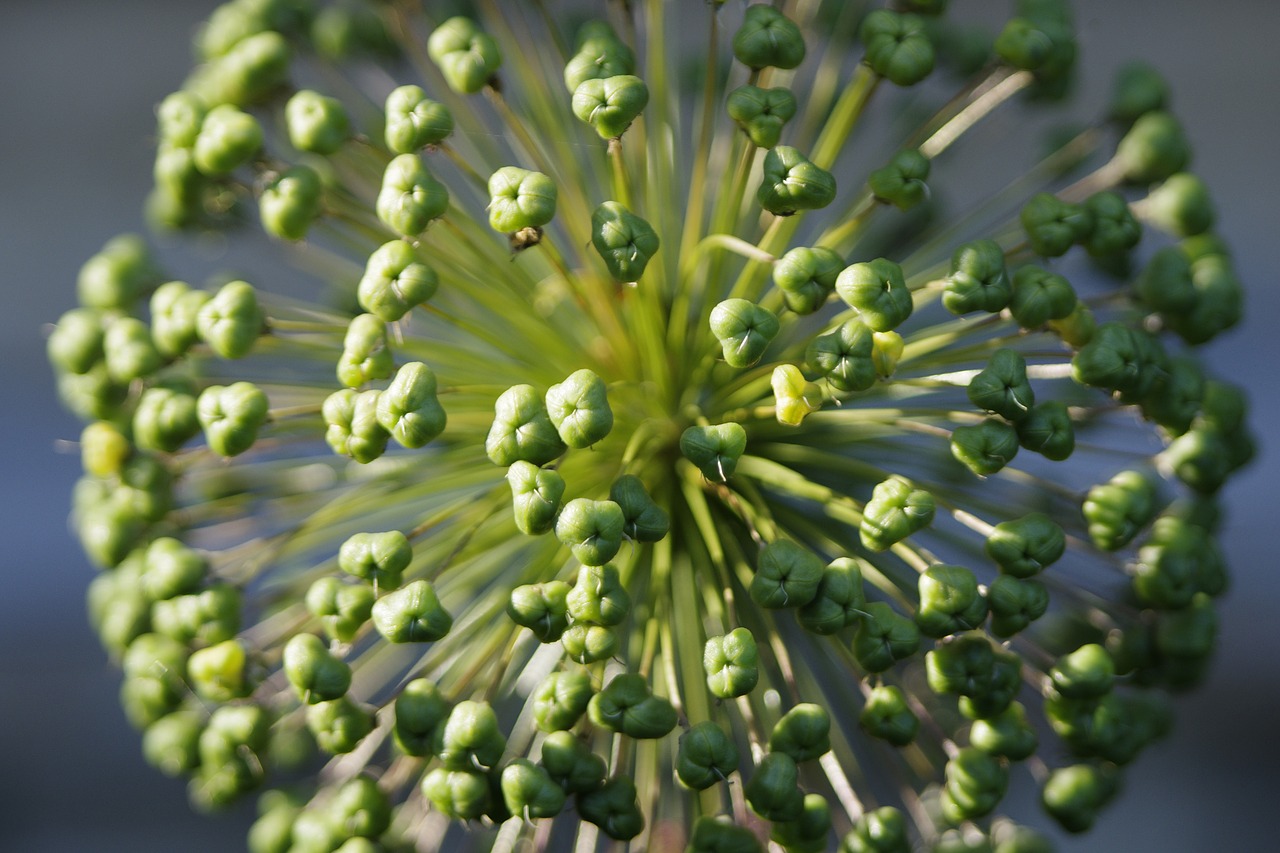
50 1 1253 850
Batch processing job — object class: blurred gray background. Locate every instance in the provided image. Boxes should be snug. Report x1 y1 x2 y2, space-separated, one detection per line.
1 1 1276 850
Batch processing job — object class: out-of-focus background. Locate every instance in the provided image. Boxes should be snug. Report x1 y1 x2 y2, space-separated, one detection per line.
1 2 1275 850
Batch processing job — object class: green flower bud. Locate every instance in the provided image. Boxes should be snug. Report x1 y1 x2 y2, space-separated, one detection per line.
372 361 446 446
197 280 263 360
505 462 564 536
1081 191 1141 257
284 90 349 155
1041 763 1117 833
501 758 566 819
971 701 1038 761
853 602 921 673
371 579 452 642
287 807 343 853
968 349 1034 422
283 632 351 703
48 308 106 374
1082 468 1160 551
751 539 824 609
1168 253 1243 345
578 776 644 841
562 623 618 663
427 17 502 95
1071 322 1165 400
1155 591 1217 663
584 205 659 286
917 565 987 637
187 29 290 107
1050 643 1115 699
88 573 150 650
860 11 935 86
142 710 203 777
941 746 1008 822
951 418 1019 476
944 240 1012 315
393 678 449 756
572 75 649 139
773 246 842 315
532 670 594 732
925 630 1000 700
745 752 805 821
806 321 876 393
188 638 251 702
564 23 635 92
486 384 566 466
1133 515 1224 607
331 775 392 839
1048 299 1096 346
79 421 130 478
798 557 866 634
1116 111 1190 185
771 364 822 426
260 165 322 241
771 793 832 852
102 317 163 383
757 146 836 216
306 577 375 643
676 721 740 790
1146 173 1215 238
588 672 677 738
689 816 763 853
1165 426 1232 494
1020 192 1092 258
567 564 631 626
727 85 798 149
859 685 919 746
860 475 934 551
76 234 158 310
198 381 269 457
841 807 909 853
835 258 912 332
710 299 779 368
609 475 669 542
703 627 760 698
546 368 613 448
869 149 930 211
507 581 571 641
157 91 207 148
384 85 453 153
985 512 1065 577
120 632 188 720
680 422 747 482
1134 246 1195 315
487 166 557 233
556 498 625 566
421 767 490 820
337 314 393 388
1141 356 1204 436
141 537 207 601
198 703 270 797
324 388 390 463
733 6 805 70
377 154 449 238
134 387 200 453
193 104 262 176
149 142 204 229
438 699 505 770
540 730 607 794
311 3 398 62
1109 61 1168 124
1016 400 1075 461
768 702 831 763
151 281 210 359
994 17 1059 70
1009 265 1076 329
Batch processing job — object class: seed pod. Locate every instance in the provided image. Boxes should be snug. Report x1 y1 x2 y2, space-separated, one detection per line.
1109 60 1168 125
339 530 411 590
284 89 349 155
377 154 449 237
79 421 130 479
970 701 1038 761
771 364 822 426
563 22 634 92
1050 643 1115 698
944 240 1012 315
1168 253 1243 345
186 30 291 108
1148 173 1215 238
1040 763 1117 833
1014 400 1075 462
197 703 271 802
941 746 1008 822
420 768 490 820
860 11 935 86
1134 246 1196 315
770 703 831 763
504 462 563 536
751 540 824 609
1049 300 1096 346
330 775 391 839
951 419 1020 476
1021 192 1093 258
987 575 1049 637
860 475 935 552
852 602 920 673
689 817 762 852
710 299 780 368
556 499 625 566
384 85 453 153
1116 111 1189 185
140 537 207 601
260 165 322 241
994 17 1060 70
732 6 805 71
188 638 251 702
150 282 210 359
835 258 913 333
156 91 206 148
306 578 375 643
533 670 594 732
324 389 390 463
745 752 804 821
727 85 798 149
501 758 566 819
608 475 669 542
680 422 747 482
1083 468 1160 551
676 721 740 790
917 565 987 637
507 581 571 642
841 806 909 853
193 104 262 175
1073 322 1167 400
142 710 203 777
151 583 242 647
572 75 649 139
577 776 644 841
798 557 866 634
590 201 659 282
560 623 617 664
197 280 264 359
859 685 919 746
438 699 505 770
1082 190 1142 257
757 146 836 216
957 644 1022 720
283 633 351 703
1010 265 1076 328
567 564 631 626
337 314 394 388
393 678 450 756
486 384 566 466
968 349 1035 422
47 307 106 375
375 362 445 448
103 317 162 383
807 321 876 394
487 166 557 235
134 387 201 454
773 246 842 315
76 234 158 310
868 149 930 211
704 627 760 698
427 17 502 94
371 579 452 642
539 730 607 794
770 793 832 851
985 513 1065 577
546 368 613 448
1141 356 1205 436
588 672 677 738
198 381 269 457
